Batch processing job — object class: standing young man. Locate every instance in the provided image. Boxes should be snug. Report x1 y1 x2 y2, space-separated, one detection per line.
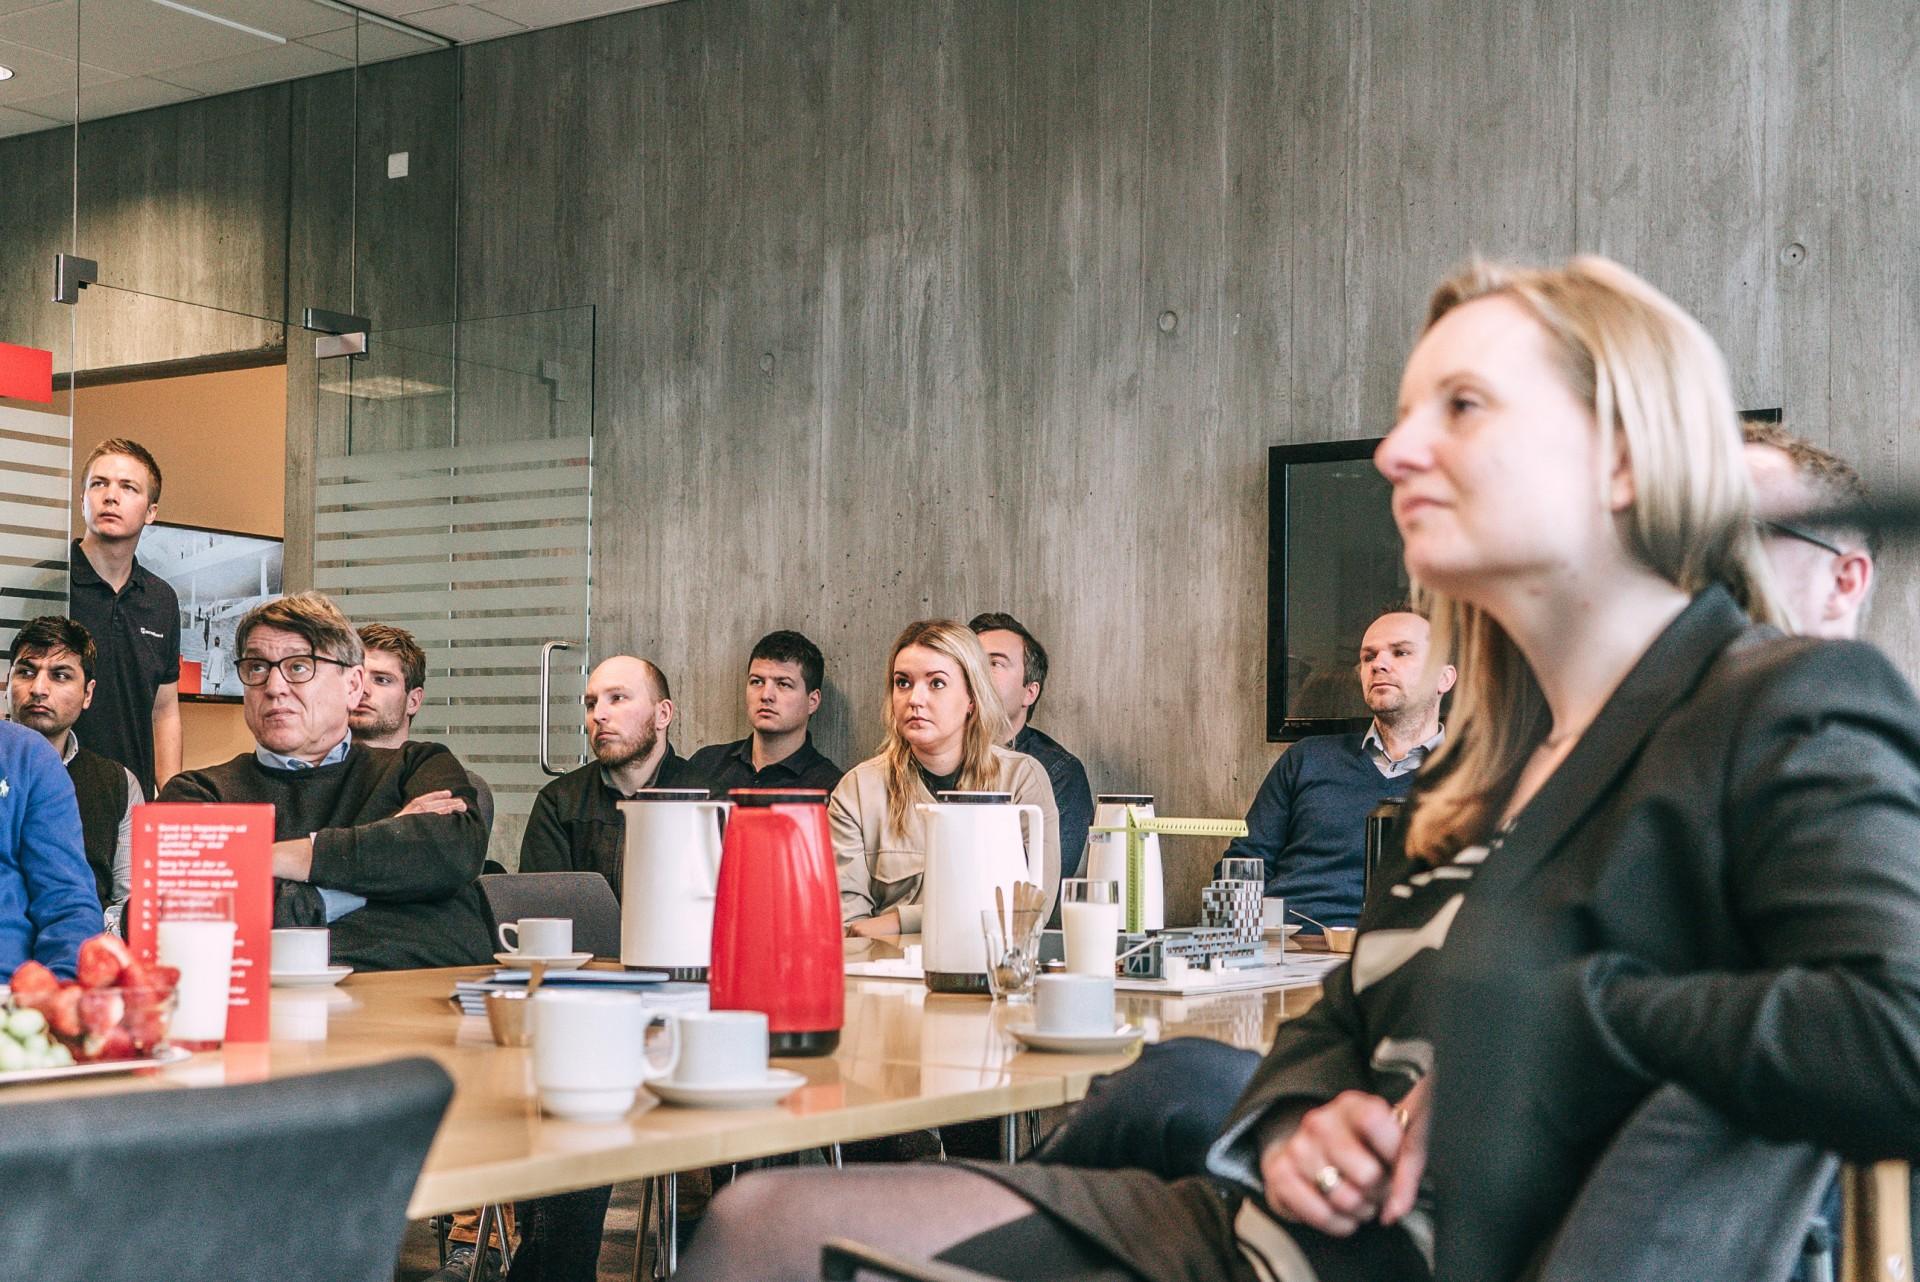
687 630 843 793
69 439 180 798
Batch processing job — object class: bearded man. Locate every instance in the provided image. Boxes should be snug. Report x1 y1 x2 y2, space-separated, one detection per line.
518 655 699 894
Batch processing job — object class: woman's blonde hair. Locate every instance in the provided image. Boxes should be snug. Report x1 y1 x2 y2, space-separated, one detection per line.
1405 256 1782 862
880 619 1008 840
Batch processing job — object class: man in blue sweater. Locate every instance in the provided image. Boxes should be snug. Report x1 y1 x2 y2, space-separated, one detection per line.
0 717 105 980
1218 608 1455 927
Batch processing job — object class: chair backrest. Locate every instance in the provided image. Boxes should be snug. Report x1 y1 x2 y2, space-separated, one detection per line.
0 1056 452 1282
1538 1084 1834 1282
478 870 622 958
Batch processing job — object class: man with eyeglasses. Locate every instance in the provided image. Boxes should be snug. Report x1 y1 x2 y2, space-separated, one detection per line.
158 592 494 971
1744 420 1877 640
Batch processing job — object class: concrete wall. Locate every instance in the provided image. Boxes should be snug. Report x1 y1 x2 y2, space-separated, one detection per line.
452 0 1920 916
4 0 1917 915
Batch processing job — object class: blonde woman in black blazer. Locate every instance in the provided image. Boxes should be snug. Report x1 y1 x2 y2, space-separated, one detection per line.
675 261 1920 1282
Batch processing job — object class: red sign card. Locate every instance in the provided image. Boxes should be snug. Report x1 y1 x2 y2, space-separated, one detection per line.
0 341 53 404
126 804 274 1043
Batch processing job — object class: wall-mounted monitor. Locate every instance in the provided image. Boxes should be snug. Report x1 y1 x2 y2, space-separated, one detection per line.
1266 439 1408 741
139 521 283 703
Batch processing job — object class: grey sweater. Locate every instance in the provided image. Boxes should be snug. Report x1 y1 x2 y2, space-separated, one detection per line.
159 741 494 971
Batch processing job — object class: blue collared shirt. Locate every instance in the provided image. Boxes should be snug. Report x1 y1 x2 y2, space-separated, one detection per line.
255 737 364 922
1361 722 1444 779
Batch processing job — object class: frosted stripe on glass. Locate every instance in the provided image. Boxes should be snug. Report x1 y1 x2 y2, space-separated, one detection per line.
314 524 585 562
0 471 73 504
0 434 73 472
315 554 587 591
321 584 582 614
0 406 70 657
316 436 587 479
316 497 590 535
0 498 69 530
320 467 587 506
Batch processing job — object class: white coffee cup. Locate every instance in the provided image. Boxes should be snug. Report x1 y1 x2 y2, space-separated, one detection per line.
1033 974 1116 1036
499 916 573 958
532 990 678 1121
668 1010 769 1087
271 927 330 974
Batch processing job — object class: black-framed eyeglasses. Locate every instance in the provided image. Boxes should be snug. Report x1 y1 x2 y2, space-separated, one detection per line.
234 654 353 687
1757 519 1847 558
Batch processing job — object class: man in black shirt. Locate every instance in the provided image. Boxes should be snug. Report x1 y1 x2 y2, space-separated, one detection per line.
7 617 141 923
687 630 843 795
520 655 699 896
157 592 491 972
969 612 1094 880
68 438 180 798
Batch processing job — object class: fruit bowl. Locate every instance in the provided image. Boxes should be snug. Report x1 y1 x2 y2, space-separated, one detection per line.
6 935 181 1064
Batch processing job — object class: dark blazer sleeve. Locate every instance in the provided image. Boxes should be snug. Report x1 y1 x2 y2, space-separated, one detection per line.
1206 958 1375 1193
1582 641 1920 1160
307 744 487 901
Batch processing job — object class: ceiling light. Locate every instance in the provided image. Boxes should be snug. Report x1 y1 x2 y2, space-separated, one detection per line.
146 0 286 44
0 66 15 82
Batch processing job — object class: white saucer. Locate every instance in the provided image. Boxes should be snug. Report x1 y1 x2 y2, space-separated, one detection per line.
270 965 353 988
493 951 592 970
1262 924 1305 940
646 1068 807 1110
1007 1021 1144 1054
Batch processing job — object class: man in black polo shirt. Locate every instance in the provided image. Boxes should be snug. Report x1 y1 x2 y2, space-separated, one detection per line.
687 630 843 795
7 617 141 924
969 612 1094 880
520 654 700 896
69 438 180 798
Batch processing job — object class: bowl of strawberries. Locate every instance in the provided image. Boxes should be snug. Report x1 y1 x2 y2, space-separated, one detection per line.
8 934 180 1063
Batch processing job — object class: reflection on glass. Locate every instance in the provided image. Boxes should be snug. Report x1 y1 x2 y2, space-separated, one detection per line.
312 307 597 865
1283 457 1407 724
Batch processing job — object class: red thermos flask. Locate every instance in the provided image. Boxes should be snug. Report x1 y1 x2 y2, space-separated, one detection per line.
708 789 843 1056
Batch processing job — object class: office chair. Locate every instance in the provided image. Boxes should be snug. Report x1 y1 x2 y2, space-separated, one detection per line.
0 1056 452 1281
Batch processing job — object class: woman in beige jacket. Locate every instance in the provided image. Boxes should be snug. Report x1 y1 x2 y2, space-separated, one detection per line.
831 618 1059 936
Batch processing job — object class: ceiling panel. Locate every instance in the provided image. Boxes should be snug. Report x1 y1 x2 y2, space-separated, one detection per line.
0 0 687 127
0 100 62 135
297 18 439 63
2 0 268 75
0 35 121 106
14 70 196 119
389 4 520 42
156 38 346 93
476 0 667 30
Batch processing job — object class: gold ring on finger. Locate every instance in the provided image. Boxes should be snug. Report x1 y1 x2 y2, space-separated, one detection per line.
1313 1164 1343 1196
1393 1105 1410 1131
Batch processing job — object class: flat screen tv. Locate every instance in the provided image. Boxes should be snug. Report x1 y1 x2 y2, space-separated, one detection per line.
1266 439 1409 741
138 521 284 703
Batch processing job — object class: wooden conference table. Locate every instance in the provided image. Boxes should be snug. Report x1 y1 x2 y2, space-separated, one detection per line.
0 937 1324 1218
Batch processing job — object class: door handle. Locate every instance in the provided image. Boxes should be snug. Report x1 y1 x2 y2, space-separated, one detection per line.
538 640 578 777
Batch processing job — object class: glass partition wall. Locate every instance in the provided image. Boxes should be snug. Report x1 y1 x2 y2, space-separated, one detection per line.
0 4 591 860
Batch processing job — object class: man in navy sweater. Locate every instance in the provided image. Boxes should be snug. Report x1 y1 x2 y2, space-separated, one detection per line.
1218 608 1455 927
